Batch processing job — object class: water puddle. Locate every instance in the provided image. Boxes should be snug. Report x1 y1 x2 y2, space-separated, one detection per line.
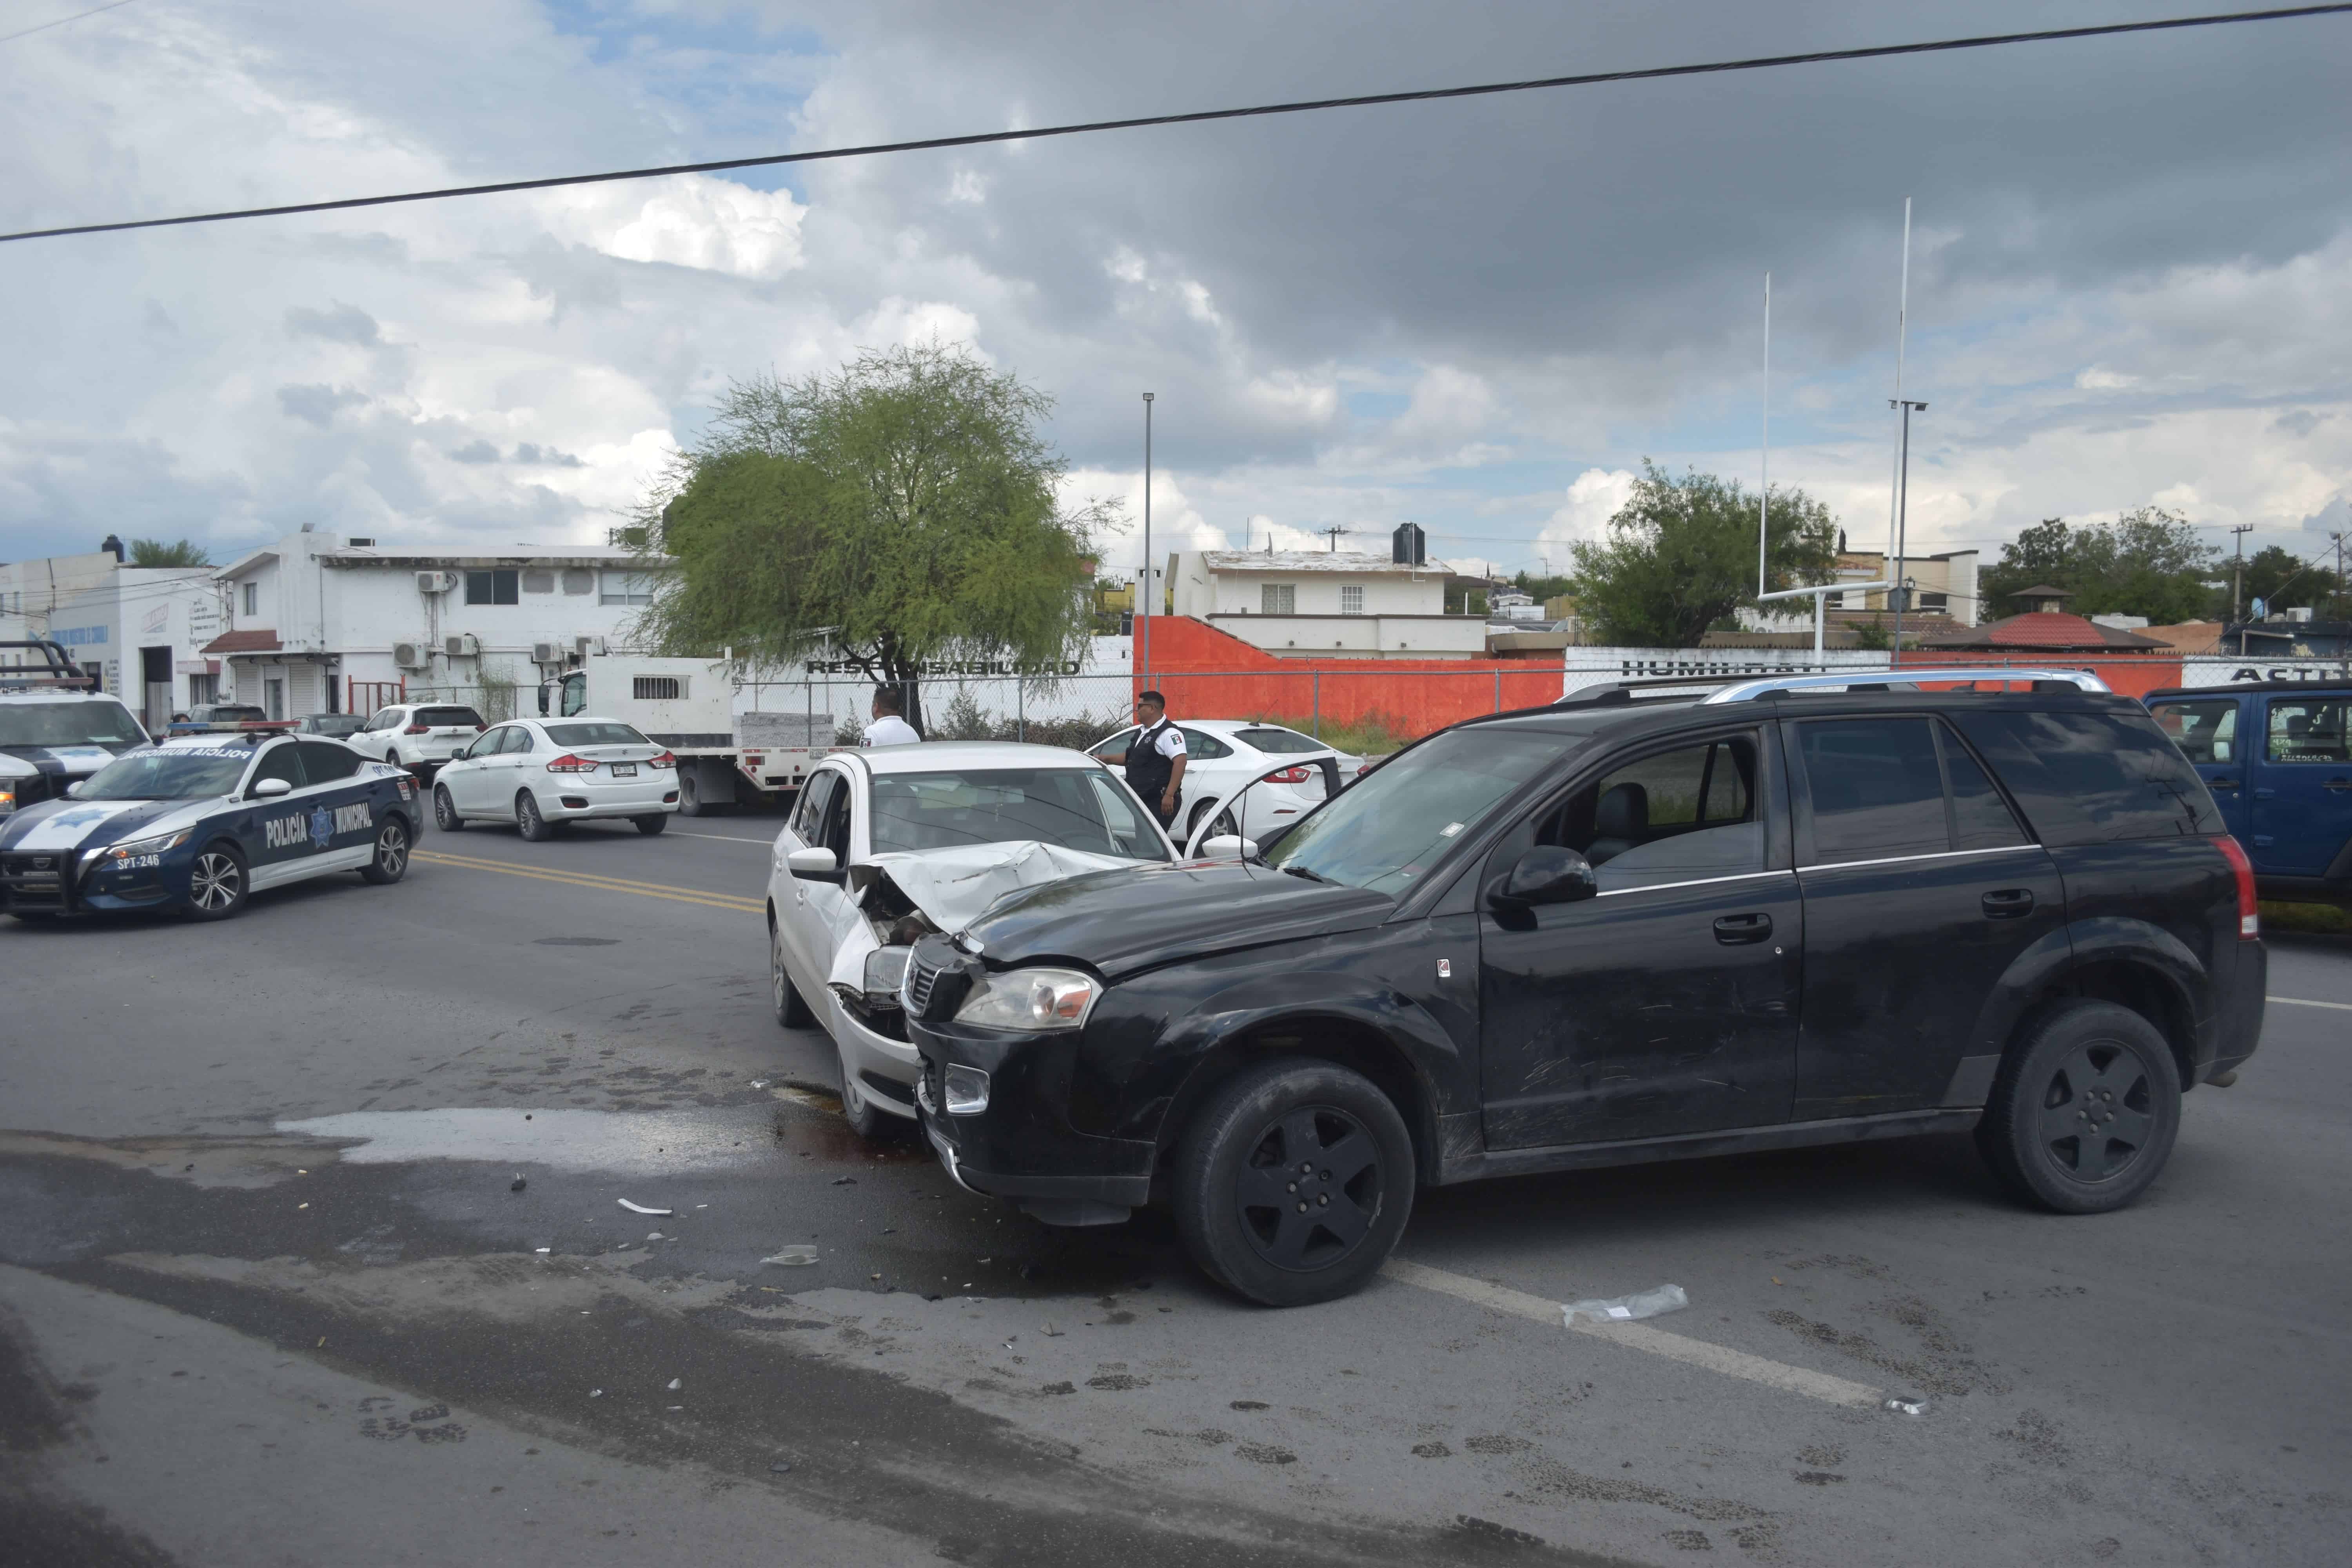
276 1105 784 1174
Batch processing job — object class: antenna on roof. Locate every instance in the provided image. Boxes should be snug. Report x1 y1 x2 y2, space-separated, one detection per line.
1318 524 1347 554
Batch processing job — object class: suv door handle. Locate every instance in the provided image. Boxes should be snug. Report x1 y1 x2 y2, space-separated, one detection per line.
2207 776 2239 789
1982 889 2035 919
1713 913 1773 945
2325 778 2352 793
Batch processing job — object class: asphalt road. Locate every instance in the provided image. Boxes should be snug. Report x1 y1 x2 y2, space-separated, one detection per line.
3 808 2348 1567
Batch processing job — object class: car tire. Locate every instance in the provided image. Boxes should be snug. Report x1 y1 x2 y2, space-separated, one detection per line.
433 786 465 831
633 813 667 836
1173 1056 1415 1307
1976 999 2182 1215
516 791 554 842
771 920 813 1029
837 1045 898 1142
184 840 249 921
677 770 712 817
385 751 401 767
360 816 411 884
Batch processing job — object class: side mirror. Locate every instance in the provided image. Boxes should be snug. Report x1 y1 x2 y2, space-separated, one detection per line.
788 846 844 883
65 780 87 798
252 777 294 799
1196 834 1260 860
1490 845 1597 909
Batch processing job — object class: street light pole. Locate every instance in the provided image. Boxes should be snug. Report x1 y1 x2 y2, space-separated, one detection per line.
1141 392 1154 683
1888 397 1927 664
2229 523 2254 628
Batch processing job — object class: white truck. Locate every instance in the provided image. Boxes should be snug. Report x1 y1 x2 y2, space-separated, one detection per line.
535 653 842 816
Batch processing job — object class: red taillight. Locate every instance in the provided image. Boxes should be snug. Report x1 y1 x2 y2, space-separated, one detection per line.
649 751 676 770
546 753 596 774
475 724 486 732
2214 834 2259 940
1267 766 1310 784
404 724 430 735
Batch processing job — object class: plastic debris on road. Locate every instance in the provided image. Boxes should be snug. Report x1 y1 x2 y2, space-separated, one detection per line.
1884 1395 1928 1417
617 1199 671 1216
762 1246 820 1267
1562 1284 1689 1327
667 1378 683 1391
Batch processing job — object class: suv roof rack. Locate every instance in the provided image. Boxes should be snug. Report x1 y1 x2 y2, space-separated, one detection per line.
0 639 101 694
1699 667 2112 704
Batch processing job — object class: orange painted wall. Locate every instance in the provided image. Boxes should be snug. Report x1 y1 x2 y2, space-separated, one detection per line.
1895 650 2185 700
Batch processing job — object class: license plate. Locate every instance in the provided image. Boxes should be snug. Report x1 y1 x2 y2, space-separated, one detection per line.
611 762 637 777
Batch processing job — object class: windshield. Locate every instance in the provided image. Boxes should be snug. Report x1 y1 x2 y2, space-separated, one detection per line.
546 722 651 747
870 767 1171 862
1262 727 1581 895
1235 726 1328 755
0 700 146 749
80 748 251 799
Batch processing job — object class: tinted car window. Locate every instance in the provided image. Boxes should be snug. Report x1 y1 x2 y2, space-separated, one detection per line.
793 769 838 840
1951 709 2223 844
1507 735 1762 891
1178 727 1232 760
2149 698 2241 764
2265 696 2350 763
1940 726 2029 850
501 726 539 755
415 707 486 728
1089 728 1137 760
297 740 363 782
546 722 650 747
248 743 307 794
1797 718 1950 864
364 710 395 731
1234 727 1329 755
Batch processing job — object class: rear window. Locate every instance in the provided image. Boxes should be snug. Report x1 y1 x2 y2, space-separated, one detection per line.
1950 709 2223 844
546 722 650 747
414 707 485 728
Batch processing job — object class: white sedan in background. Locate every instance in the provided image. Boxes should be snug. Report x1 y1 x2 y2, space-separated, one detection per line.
768 742 1177 1138
1087 719 1355 844
431 717 679 840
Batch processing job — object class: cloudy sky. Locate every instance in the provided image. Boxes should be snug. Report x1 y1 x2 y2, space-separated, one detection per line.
3 0 2349 590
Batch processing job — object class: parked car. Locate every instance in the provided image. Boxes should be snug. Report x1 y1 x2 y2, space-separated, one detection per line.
292 713 369 739
904 668 2265 1306
177 702 272 727
1087 719 1356 843
2147 681 2352 908
349 703 488 777
2 642 153 816
770 742 1178 1139
431 717 678 840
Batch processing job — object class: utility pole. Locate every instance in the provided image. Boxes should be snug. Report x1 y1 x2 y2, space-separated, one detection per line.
2229 523 2254 626
1758 272 1771 600
1885 198 1912 666
2336 532 2348 675
1140 392 1153 682
1888 398 1927 663
1318 524 1347 554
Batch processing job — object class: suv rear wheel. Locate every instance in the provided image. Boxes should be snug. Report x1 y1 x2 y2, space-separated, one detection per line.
1173 1057 1415 1306
1977 999 2181 1214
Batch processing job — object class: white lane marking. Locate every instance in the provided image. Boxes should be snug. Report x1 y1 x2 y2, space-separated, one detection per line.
667 830 779 844
2272 996 2352 1013
1379 1257 1881 1409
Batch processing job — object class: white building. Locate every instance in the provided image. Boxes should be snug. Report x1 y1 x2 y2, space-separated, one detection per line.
207 530 671 719
1 539 225 731
1165 550 1487 659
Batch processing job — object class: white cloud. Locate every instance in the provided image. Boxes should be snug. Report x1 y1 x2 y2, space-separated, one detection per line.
541 175 807 279
1536 468 1637 559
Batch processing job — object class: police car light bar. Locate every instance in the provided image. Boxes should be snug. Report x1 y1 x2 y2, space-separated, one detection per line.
165 720 298 734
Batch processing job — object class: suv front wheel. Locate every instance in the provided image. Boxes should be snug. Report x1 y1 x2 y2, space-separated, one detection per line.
1173 1057 1415 1307
1977 999 2182 1214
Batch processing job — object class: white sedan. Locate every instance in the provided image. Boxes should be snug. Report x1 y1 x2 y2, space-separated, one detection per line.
768 742 1176 1138
431 717 679 840
1087 719 1355 844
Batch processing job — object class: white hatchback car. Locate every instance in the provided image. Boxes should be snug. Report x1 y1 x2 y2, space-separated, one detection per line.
350 702 489 775
768 742 1177 1138
431 717 679 840
1087 719 1354 843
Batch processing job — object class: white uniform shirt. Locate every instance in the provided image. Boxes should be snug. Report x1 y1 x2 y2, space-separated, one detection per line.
863 715 922 747
1145 722 1187 761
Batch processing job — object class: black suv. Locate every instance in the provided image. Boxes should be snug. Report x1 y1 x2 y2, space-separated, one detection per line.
898 671 2266 1306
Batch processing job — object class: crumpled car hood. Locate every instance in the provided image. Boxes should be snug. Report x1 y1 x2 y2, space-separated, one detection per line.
821 840 1143 994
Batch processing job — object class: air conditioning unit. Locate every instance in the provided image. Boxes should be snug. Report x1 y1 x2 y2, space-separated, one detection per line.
392 641 428 670
445 633 481 658
532 642 561 665
575 635 605 658
415 571 456 594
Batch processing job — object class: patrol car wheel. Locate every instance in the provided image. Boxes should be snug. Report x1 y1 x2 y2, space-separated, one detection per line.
1174 1057 1415 1307
1977 1000 2181 1215
433 786 464 831
360 817 410 884
185 842 249 921
516 791 554 842
770 919 813 1028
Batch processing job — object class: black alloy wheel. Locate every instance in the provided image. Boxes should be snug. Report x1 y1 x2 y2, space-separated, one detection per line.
1175 1057 1415 1307
185 842 249 921
770 919 813 1028
633 813 668 836
360 818 410 884
433 785 464 831
516 791 554 842
1977 999 2181 1214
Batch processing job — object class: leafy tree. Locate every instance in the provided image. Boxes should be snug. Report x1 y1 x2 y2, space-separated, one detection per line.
2234 544 2343 618
129 538 210 567
1511 571 1577 603
1567 461 1838 648
1979 508 2219 623
634 343 1116 732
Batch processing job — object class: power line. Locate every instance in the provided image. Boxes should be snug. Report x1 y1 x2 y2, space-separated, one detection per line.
5 5 2348 245
0 0 143 49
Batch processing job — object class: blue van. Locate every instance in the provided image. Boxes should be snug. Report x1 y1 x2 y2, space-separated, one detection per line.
2147 681 2352 907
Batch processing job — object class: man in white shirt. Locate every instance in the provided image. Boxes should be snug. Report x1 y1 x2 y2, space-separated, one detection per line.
862 686 922 747
1099 689 1187 829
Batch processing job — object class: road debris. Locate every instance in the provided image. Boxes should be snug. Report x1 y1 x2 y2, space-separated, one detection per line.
831 1176 857 1186
763 1246 820 1267
510 1176 527 1192
1041 1322 1063 1337
751 1080 769 1089
617 1199 671 1216
1885 1395 1929 1417
534 1247 550 1254
1563 1283 1688 1327
667 1378 683 1391
646 1232 665 1241
589 1388 604 1398
769 1461 793 1473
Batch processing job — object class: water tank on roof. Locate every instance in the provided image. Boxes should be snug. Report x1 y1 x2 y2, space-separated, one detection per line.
1392 522 1426 566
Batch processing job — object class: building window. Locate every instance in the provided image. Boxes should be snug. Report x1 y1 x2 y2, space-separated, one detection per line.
561 568 594 595
522 569 555 594
466 569 520 605
1261 583 1296 615
601 572 656 606
1340 585 1365 616
1918 592 1948 610
241 582 258 616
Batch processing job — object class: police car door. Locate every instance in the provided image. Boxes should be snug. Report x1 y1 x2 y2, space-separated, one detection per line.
241 742 314 889
296 740 388 873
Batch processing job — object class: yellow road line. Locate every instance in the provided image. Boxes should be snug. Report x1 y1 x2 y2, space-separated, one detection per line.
412 849 764 913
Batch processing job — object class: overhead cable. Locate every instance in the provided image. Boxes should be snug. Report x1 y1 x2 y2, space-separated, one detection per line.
4 5 2348 245
0 0 142 49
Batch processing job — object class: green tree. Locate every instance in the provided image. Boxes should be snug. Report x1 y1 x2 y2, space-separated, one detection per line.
1567 461 1838 648
1979 508 2219 622
2235 544 2343 618
634 343 1116 732
129 538 210 567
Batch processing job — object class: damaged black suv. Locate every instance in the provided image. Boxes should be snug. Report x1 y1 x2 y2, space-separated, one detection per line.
904 670 2266 1306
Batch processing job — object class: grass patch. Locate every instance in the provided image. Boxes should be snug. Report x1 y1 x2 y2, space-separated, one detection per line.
2259 900 2351 935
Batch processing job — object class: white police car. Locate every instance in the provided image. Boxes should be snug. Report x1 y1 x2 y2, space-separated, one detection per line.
1 640 153 820
0 729 423 922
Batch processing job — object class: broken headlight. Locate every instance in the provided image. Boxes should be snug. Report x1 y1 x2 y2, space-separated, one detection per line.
863 946 911 1009
952 967 1099 1032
